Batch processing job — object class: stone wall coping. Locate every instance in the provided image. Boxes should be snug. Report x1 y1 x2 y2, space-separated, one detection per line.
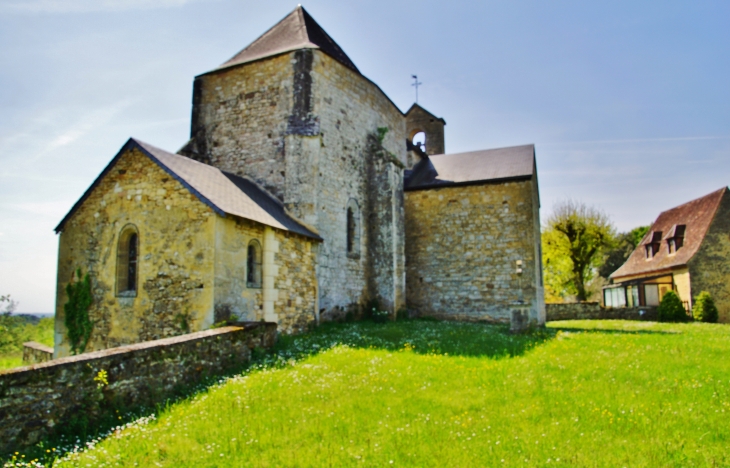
1 322 274 377
21 341 53 354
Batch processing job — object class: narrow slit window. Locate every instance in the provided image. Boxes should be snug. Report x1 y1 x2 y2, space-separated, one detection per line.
247 240 262 288
116 225 139 296
347 208 355 253
346 199 360 258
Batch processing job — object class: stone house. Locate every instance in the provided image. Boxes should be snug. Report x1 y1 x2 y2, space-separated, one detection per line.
54 6 544 356
607 187 730 322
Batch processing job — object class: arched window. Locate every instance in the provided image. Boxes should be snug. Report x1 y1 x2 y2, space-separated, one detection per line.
247 240 262 288
346 199 360 258
116 225 139 296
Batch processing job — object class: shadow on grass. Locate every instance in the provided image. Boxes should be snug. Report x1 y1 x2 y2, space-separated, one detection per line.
7 319 554 466
258 318 557 365
549 325 681 335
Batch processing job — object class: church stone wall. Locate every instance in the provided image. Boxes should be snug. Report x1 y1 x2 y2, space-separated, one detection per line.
189 50 406 316
213 217 265 324
308 51 406 315
404 177 543 325
55 148 217 357
186 54 294 199
273 229 319 333
688 190 730 323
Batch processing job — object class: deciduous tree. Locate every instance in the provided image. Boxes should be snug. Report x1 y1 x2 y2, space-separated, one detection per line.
542 200 616 301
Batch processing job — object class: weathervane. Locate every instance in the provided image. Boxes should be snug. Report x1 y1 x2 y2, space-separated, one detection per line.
411 75 422 103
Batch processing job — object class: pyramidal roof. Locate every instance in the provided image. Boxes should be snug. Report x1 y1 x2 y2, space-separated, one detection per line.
216 6 359 74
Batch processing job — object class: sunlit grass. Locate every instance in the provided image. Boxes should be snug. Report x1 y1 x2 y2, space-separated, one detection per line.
9 319 730 467
0 354 23 370
0 317 54 371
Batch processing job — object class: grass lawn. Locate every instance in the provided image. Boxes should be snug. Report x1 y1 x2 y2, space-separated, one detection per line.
11 319 730 467
0 316 54 371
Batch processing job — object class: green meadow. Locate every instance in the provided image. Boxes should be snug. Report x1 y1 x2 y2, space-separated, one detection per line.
8 319 730 467
0 316 54 370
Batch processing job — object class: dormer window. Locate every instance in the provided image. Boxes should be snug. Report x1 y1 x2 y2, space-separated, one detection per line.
665 224 686 254
644 231 662 259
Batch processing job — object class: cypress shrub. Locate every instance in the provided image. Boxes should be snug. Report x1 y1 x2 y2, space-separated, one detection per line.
693 291 719 323
658 290 687 322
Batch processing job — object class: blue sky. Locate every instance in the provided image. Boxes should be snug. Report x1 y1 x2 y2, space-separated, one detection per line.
1 0 728 312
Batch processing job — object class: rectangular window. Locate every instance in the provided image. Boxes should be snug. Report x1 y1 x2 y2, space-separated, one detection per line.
644 284 660 306
626 285 639 307
604 288 626 308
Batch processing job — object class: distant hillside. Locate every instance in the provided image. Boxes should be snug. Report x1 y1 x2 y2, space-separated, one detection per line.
5 313 53 325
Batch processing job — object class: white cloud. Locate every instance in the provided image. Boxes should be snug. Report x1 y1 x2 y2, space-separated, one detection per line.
540 135 730 147
0 0 206 14
17 99 133 163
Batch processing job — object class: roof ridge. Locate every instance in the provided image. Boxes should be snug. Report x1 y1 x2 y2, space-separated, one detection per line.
55 138 322 240
432 143 535 158
610 186 728 280
213 5 359 74
656 186 727 217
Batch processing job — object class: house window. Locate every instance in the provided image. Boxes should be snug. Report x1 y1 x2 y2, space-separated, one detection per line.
666 224 686 254
116 225 139 296
346 199 360 258
644 284 660 306
626 285 639 307
644 231 662 259
604 287 626 308
247 240 262 288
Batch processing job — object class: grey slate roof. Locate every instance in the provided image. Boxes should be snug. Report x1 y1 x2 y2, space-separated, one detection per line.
55 138 321 240
216 6 359 74
405 144 535 190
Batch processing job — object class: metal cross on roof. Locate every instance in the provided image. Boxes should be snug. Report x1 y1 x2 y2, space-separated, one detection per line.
411 75 422 103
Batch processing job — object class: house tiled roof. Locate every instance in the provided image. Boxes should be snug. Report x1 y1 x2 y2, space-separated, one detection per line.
55 138 322 241
215 6 359 74
610 187 727 280
404 144 535 190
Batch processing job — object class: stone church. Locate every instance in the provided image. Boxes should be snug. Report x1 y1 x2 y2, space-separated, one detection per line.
53 6 545 357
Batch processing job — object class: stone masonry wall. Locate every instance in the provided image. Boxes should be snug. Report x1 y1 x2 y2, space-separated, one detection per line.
0 323 277 454
309 51 406 314
184 54 294 199
22 342 53 365
404 178 542 324
546 302 658 321
187 49 406 316
213 216 265 324
55 148 216 357
273 230 319 333
688 188 730 323
213 216 318 334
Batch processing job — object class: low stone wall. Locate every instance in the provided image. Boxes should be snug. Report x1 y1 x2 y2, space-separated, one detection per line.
0 322 276 454
546 302 658 322
22 341 53 365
